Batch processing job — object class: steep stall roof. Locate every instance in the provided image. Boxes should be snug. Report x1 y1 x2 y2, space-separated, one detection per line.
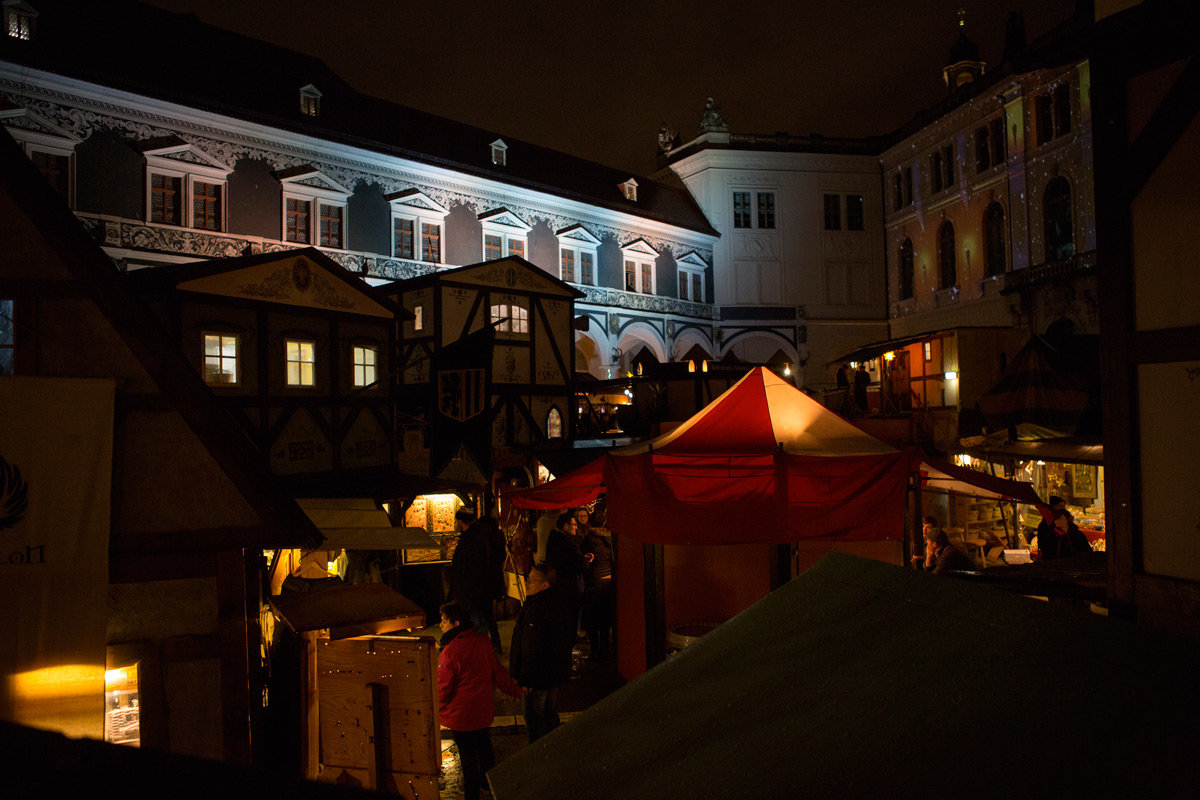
490 552 1200 799
0 0 717 237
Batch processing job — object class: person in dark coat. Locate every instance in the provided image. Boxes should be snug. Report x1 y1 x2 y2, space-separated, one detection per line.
1038 506 1092 560
447 508 501 650
509 563 574 742
853 362 871 416
437 602 522 800
923 526 974 574
578 509 614 663
544 511 588 631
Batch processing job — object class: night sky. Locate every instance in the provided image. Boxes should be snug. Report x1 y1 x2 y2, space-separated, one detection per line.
144 0 1079 174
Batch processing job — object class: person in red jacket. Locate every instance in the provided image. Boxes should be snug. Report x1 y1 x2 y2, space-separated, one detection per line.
437 601 522 800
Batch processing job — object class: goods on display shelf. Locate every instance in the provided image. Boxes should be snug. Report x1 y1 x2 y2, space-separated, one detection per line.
401 493 465 564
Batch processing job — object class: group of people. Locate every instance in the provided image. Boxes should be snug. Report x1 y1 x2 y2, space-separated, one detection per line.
921 493 1092 576
436 505 612 800
835 362 872 417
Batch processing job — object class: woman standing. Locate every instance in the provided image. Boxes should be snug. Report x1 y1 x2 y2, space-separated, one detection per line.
437 602 522 800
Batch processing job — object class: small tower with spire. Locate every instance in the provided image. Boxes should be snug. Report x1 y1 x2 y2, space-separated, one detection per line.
943 8 987 91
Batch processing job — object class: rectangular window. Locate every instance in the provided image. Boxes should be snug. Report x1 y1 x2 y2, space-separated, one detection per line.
756 192 776 229
580 251 594 285
490 302 529 335
202 333 238 385
286 339 315 387
507 239 524 259
975 126 991 173
0 299 13 375
1036 93 1053 145
1053 83 1071 138
678 273 688 299
192 181 222 231
394 218 415 259
692 273 702 302
561 249 575 282
893 173 904 211
640 262 652 294
150 173 182 225
903 167 913 206
352 345 377 388
7 11 34 40
941 145 954 188
31 151 71 202
845 194 864 231
413 305 424 331
989 116 1006 165
286 198 311 243
733 192 751 228
923 341 932 362
823 194 841 230
625 259 636 292
421 222 441 263
319 204 343 248
484 234 503 261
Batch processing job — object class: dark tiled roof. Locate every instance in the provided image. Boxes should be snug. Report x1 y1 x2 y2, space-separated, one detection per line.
0 0 717 236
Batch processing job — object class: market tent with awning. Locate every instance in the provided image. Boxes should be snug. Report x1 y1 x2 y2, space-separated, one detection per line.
976 334 1100 439
506 367 921 676
919 457 1043 504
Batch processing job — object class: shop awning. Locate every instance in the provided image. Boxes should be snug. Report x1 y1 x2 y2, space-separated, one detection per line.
919 457 1043 504
827 331 943 366
297 498 436 550
270 583 426 638
959 435 1104 465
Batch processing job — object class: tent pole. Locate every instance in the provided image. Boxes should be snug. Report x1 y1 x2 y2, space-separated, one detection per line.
643 543 665 670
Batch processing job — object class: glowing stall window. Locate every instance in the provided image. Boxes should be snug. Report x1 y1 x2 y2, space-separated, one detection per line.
286 339 315 386
490 301 528 335
105 663 141 745
546 407 563 438
203 333 239 385
352 345 377 387
413 305 424 331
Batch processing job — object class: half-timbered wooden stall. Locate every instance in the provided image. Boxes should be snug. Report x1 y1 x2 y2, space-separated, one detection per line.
381 256 584 488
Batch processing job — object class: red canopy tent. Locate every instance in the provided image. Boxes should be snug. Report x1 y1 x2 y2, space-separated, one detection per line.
506 367 924 677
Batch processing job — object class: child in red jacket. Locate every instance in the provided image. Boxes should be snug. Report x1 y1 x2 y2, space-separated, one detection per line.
437 601 522 800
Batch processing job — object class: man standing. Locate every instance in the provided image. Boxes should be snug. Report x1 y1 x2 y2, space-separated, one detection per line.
447 508 501 651
853 362 871 416
545 511 589 631
509 563 573 742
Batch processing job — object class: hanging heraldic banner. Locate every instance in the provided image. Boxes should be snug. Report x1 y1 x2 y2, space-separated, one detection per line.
0 376 114 738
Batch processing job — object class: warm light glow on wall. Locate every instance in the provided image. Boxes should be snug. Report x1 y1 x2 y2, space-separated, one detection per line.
5 663 105 737
883 351 895 362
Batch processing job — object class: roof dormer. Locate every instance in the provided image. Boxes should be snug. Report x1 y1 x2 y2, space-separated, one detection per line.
490 138 508 166
620 178 639 202
299 84 322 117
3 1 37 41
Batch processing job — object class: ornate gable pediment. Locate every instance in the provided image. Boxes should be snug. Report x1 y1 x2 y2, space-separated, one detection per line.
678 251 708 269
621 237 658 257
477 207 532 232
276 164 349 196
0 104 80 144
178 254 393 318
385 188 448 215
137 135 229 172
447 257 577 298
556 224 600 246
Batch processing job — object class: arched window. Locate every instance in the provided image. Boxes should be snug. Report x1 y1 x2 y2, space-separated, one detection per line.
545 407 563 439
899 238 914 300
983 203 1006 277
938 221 957 290
1044 177 1073 261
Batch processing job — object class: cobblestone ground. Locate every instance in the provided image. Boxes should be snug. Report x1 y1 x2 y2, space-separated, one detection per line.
427 618 622 799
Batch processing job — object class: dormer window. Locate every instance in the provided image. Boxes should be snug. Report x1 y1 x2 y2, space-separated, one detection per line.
276 165 350 249
621 238 658 295
490 139 507 166
556 224 600 286
620 178 638 202
479 208 531 261
676 251 708 302
4 2 37 41
299 84 322 117
387 189 448 264
139 136 232 231
2 104 80 208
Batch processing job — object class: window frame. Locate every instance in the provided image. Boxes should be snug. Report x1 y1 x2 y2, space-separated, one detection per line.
677 251 707 303
479 209 531 262
898 238 915 301
621 240 657 295
387 190 448 264
278 167 350 248
285 338 317 388
938 221 957 290
351 344 378 388
202 331 240 386
143 147 230 232
545 406 563 439
490 296 530 338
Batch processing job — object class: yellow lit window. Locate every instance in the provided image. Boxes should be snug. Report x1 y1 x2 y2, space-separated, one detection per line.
203 333 239 385
353 345 377 387
286 339 315 386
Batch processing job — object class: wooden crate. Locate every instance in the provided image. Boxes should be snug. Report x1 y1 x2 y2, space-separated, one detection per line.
312 636 439 797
